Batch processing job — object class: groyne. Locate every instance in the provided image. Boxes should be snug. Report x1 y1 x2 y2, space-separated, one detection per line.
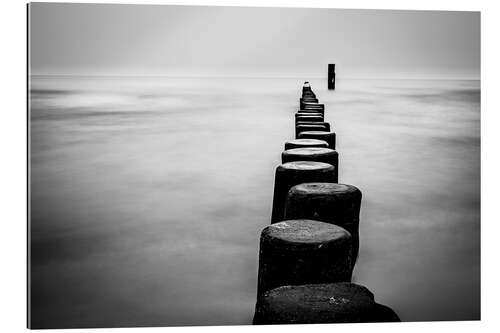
253 81 399 325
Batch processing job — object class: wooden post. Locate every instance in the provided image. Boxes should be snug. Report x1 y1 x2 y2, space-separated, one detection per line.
256 220 352 296
302 82 313 95
302 102 325 111
295 112 324 120
296 123 330 138
284 183 361 267
254 283 400 324
284 139 329 150
296 112 323 117
298 131 336 150
328 64 336 90
281 148 338 183
300 97 319 109
271 161 335 223
298 109 324 115
296 121 331 128
295 116 324 124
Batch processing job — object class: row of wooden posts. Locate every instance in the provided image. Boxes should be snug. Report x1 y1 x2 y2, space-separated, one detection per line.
252 82 400 325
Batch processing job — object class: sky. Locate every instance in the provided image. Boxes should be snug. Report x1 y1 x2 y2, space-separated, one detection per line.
29 3 480 79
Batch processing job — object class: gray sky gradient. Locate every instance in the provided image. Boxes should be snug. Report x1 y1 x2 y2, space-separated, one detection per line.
29 3 480 78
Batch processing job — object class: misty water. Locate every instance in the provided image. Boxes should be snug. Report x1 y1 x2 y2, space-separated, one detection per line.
29 76 480 328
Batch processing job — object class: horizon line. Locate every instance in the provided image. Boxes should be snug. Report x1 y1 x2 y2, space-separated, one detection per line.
28 74 480 81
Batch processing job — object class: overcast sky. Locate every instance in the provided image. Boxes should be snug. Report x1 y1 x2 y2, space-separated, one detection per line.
29 3 480 78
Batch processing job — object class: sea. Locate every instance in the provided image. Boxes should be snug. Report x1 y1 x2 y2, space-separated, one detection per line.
29 76 480 328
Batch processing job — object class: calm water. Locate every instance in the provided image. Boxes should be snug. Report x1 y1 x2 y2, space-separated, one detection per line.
29 76 480 328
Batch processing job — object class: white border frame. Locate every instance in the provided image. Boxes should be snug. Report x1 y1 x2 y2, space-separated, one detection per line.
2 0 497 332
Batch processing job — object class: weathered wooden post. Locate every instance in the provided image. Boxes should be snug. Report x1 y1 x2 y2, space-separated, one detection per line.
302 93 316 99
271 161 335 223
296 123 330 138
302 87 315 95
302 82 313 95
254 283 400 324
256 219 352 297
296 121 331 128
284 183 361 267
298 131 336 150
328 64 336 90
295 112 323 119
281 148 338 183
298 108 324 116
302 102 325 111
284 138 329 150
295 115 324 124
300 98 319 109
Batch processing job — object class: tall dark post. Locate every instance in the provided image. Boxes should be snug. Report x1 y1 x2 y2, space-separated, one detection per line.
256 220 353 296
284 183 362 267
284 139 329 150
295 123 330 138
328 64 336 90
282 148 338 183
270 161 335 223
298 131 336 150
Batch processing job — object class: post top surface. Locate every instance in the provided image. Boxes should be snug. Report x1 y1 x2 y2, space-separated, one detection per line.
285 138 328 146
303 102 323 105
296 124 327 128
296 115 323 118
296 116 323 119
263 282 374 303
283 147 336 156
280 161 333 171
290 182 359 195
264 219 350 244
299 131 333 136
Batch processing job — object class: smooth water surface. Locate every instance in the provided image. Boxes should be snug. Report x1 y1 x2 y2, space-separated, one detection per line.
29 76 480 328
